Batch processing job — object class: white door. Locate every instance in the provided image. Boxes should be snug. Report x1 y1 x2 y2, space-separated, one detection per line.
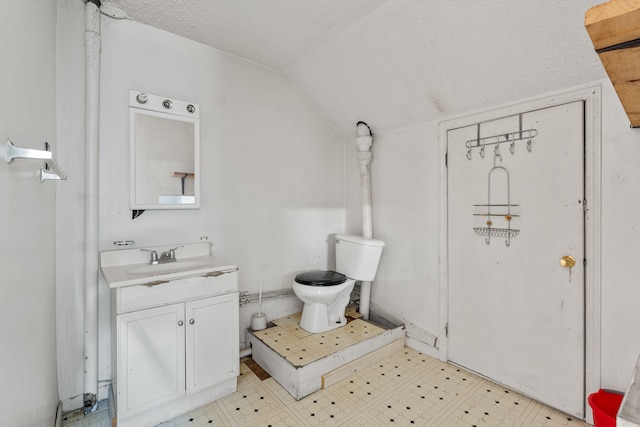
185 292 239 393
117 303 186 414
447 101 585 417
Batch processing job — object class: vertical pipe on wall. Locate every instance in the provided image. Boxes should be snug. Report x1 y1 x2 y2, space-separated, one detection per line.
356 122 374 319
83 0 101 413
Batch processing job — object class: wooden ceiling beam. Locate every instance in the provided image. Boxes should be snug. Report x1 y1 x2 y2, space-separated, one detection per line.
586 0 640 127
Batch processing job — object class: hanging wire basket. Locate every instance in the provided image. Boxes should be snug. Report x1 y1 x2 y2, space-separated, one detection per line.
473 227 520 239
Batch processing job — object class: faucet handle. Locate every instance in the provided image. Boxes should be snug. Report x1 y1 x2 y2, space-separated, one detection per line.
169 246 184 261
140 248 159 265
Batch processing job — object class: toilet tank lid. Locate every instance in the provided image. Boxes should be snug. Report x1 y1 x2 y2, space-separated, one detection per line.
335 234 385 247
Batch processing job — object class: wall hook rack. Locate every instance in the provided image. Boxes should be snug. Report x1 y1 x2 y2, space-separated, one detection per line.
1 139 67 182
465 114 537 161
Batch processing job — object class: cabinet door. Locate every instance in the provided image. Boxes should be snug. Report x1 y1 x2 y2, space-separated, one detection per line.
117 303 186 414
185 293 239 393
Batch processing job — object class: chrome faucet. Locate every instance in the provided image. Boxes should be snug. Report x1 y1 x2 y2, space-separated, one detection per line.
140 248 159 265
159 246 184 263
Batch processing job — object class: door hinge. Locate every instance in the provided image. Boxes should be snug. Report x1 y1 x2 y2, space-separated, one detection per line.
445 323 449 337
445 152 448 168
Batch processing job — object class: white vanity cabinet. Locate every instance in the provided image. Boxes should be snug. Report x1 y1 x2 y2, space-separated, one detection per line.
112 270 239 427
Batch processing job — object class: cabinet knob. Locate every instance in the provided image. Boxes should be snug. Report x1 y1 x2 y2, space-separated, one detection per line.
189 319 195 325
178 320 184 327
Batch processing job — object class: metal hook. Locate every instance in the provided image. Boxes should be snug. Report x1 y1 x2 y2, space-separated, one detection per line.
527 139 532 153
480 145 485 158
510 141 515 155
493 144 502 164
466 148 472 160
485 236 491 245
505 237 510 247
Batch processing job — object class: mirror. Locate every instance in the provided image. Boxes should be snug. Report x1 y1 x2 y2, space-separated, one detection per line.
129 91 200 209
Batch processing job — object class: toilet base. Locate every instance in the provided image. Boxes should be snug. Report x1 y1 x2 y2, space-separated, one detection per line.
293 278 355 334
299 302 347 334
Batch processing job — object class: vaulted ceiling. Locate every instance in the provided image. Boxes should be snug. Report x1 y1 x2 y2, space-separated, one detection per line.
107 0 608 139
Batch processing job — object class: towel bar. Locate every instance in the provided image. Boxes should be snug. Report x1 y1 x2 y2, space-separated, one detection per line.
1 139 67 182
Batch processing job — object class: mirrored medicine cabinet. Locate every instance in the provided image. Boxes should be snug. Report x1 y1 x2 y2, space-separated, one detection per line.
129 90 200 210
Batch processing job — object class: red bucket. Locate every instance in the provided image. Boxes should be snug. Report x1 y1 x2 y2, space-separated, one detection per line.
588 389 624 427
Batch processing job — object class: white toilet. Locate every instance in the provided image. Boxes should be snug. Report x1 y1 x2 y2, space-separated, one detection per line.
293 234 385 333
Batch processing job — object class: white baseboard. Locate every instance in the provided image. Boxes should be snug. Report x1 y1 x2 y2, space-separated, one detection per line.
61 395 84 414
406 336 440 359
370 303 438 348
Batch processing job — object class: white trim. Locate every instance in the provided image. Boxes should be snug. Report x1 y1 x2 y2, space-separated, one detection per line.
437 113 450 362
583 84 602 426
371 302 438 347
437 82 602 422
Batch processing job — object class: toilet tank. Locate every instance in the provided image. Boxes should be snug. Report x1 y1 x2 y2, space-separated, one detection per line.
335 234 385 281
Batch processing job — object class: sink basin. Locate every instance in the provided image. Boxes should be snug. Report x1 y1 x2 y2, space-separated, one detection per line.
126 259 212 276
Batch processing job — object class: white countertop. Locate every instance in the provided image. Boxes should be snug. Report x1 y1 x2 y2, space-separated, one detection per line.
100 243 237 288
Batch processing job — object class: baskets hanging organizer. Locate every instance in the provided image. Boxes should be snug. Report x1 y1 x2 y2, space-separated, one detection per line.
473 162 520 247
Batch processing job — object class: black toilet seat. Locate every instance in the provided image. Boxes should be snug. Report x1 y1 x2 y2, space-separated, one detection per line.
294 270 347 286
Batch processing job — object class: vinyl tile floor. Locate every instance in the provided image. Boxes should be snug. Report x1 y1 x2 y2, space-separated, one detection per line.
63 346 591 427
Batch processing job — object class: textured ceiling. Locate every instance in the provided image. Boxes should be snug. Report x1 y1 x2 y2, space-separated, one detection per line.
106 0 388 70
107 0 608 139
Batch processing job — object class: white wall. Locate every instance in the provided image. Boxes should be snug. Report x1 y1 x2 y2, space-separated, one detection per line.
56 14 346 406
0 1 59 425
359 80 640 393
56 0 87 411
599 80 640 391
367 122 440 336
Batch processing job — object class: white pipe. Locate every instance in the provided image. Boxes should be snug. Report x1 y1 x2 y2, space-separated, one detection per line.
83 0 101 413
99 0 129 19
356 122 374 319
